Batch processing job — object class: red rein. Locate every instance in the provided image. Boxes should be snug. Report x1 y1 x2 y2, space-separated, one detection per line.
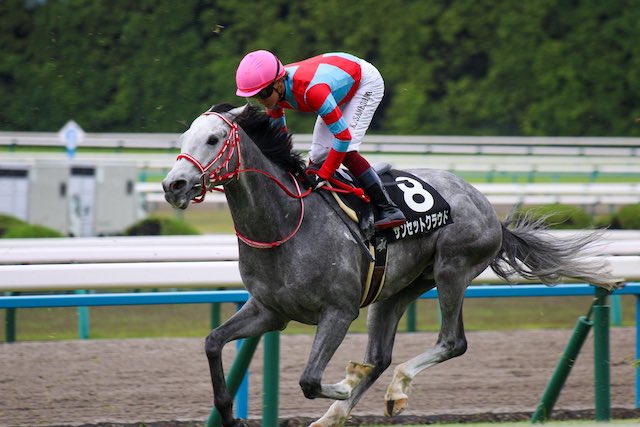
175 111 368 248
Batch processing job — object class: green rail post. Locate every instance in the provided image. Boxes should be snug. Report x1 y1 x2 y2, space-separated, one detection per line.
5 308 16 343
76 290 90 339
262 331 280 427
206 335 262 427
406 301 416 332
531 309 594 423
210 303 221 329
5 292 18 343
210 288 227 329
610 294 622 326
593 287 611 421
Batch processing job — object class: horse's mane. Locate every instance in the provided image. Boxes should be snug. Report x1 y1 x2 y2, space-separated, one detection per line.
209 103 306 176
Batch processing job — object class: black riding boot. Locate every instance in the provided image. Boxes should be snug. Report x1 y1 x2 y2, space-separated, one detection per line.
358 168 406 229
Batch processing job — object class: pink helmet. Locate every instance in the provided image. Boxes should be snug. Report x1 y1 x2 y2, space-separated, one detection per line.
235 50 285 97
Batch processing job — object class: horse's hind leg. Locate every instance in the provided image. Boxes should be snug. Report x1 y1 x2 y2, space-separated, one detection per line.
205 297 286 427
384 268 470 417
310 282 430 427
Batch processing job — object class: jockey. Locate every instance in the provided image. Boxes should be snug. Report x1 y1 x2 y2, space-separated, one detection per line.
235 50 406 230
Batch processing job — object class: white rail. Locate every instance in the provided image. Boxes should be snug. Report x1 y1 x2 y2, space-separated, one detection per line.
1 232 637 292
2 131 639 150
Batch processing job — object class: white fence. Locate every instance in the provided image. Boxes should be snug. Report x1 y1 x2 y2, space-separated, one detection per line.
3 151 640 178
136 181 640 209
2 131 640 155
2 132 640 175
472 183 640 207
1 231 639 292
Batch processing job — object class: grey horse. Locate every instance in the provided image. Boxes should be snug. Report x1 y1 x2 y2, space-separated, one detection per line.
162 104 620 427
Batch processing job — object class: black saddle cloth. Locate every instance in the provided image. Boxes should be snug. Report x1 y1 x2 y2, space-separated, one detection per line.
329 163 453 242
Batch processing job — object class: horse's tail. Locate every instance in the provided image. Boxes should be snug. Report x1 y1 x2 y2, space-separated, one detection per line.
489 214 623 290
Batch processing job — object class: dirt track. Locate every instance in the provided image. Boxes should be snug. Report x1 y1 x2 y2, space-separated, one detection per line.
0 328 637 426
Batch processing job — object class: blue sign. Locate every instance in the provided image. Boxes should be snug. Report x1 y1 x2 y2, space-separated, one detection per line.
58 120 85 160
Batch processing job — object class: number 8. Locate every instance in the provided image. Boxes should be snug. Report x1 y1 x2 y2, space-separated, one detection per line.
395 177 434 213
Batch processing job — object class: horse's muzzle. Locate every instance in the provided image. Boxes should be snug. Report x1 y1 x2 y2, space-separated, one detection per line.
162 178 194 209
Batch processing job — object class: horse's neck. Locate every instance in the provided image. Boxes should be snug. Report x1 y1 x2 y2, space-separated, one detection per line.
224 139 302 242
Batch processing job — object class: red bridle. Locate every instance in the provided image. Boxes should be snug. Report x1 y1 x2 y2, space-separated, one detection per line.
175 111 306 248
176 111 241 203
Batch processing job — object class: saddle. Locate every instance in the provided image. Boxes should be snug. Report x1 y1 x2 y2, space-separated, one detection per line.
317 163 454 307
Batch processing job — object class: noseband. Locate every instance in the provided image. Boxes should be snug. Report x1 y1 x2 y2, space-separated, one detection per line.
176 111 241 203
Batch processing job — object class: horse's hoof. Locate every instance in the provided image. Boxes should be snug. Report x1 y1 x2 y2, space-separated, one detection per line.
384 396 408 417
346 360 374 380
309 416 348 427
232 419 249 427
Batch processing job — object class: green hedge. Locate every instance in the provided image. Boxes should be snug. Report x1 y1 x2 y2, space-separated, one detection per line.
0 214 27 236
0 214 63 238
124 216 200 236
2 1 639 137
0 214 200 237
2 224 64 238
514 204 594 230
610 204 640 230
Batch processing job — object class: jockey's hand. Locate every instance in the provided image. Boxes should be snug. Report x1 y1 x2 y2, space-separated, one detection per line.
306 171 327 191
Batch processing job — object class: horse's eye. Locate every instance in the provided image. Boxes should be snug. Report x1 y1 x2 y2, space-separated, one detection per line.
206 135 219 146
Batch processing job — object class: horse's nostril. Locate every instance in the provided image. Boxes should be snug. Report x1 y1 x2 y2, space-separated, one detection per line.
170 180 187 191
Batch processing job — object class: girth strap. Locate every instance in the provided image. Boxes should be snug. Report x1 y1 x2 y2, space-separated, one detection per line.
360 235 388 307
328 189 387 307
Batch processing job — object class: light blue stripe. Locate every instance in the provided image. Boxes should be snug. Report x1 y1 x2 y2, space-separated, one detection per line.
308 63 355 105
2 284 639 309
318 96 338 117
327 118 347 136
332 138 350 152
284 66 299 109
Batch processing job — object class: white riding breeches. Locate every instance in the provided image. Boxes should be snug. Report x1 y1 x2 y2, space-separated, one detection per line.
308 59 385 164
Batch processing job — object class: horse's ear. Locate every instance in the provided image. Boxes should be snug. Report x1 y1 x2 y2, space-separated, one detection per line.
228 104 248 120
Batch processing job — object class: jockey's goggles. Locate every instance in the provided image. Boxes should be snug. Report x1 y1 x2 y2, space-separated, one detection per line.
255 84 275 99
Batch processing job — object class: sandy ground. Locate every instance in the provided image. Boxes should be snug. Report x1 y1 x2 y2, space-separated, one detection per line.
0 328 637 426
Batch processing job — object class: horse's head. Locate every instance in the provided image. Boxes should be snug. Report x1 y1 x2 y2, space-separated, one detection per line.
163 105 247 209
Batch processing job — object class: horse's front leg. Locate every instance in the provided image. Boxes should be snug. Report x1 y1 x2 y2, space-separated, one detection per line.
205 297 286 427
299 308 361 401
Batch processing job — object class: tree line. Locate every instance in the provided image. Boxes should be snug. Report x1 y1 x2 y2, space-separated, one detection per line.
1 0 638 136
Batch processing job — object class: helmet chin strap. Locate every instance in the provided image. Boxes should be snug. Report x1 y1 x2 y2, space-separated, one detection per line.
274 79 285 102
